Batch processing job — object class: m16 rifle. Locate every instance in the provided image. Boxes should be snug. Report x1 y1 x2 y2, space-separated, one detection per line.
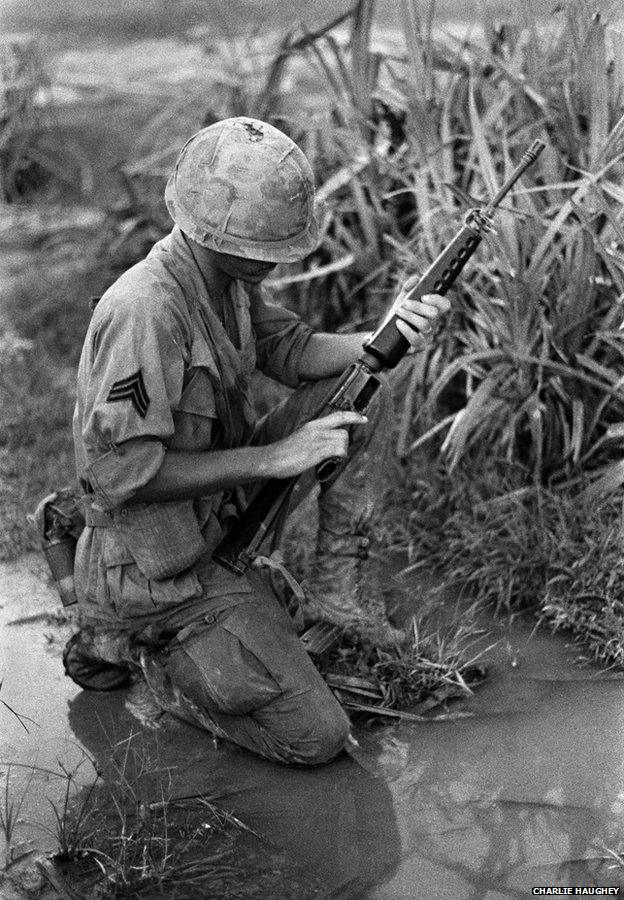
214 139 546 576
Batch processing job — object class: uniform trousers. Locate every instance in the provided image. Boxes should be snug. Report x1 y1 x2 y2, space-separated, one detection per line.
116 374 391 764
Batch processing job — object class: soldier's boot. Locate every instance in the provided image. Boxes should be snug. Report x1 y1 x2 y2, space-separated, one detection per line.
303 373 405 646
306 523 405 647
63 627 133 691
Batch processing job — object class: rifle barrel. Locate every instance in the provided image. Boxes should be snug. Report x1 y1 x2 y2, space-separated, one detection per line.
484 139 545 216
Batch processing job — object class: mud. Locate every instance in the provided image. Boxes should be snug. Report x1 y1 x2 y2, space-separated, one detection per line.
1 555 624 896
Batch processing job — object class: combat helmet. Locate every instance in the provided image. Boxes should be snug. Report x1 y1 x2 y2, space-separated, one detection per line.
165 117 321 264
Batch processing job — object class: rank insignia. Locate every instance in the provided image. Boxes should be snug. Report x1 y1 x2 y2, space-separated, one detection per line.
106 370 150 418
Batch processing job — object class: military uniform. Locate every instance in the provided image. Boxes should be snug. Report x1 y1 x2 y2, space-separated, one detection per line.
73 224 391 765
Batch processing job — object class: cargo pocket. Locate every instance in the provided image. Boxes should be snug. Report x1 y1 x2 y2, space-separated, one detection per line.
103 530 203 619
110 500 206 581
74 527 108 610
172 607 283 716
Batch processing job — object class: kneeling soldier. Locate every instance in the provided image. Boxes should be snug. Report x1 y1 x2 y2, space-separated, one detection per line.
71 117 449 764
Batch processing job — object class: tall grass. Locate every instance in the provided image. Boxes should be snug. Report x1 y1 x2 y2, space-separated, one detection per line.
293 0 624 490
406 460 624 667
109 0 624 491
90 0 624 664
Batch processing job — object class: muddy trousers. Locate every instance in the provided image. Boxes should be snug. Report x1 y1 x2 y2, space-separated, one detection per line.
146 573 349 766
144 374 392 765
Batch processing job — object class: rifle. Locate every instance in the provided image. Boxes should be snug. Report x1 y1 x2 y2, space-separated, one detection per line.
214 139 546 576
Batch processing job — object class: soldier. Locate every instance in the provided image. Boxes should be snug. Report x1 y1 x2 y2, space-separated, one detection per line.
69 117 449 765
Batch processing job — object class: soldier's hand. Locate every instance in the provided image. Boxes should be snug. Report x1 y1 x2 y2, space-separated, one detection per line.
267 410 367 479
393 277 451 351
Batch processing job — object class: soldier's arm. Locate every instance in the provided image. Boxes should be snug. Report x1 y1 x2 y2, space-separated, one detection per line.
249 285 314 387
130 410 367 502
297 292 451 379
296 332 373 379
80 289 366 507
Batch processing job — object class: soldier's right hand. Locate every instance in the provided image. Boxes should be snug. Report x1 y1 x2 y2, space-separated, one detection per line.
266 411 367 479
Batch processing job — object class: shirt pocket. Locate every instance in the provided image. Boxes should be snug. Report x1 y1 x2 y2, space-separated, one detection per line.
110 500 206 581
171 367 219 451
102 529 204 619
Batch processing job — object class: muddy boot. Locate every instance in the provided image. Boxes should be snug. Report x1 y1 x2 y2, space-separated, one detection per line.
63 628 133 691
306 525 405 647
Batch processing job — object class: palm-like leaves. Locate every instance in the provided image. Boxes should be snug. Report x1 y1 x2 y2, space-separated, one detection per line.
106 0 624 491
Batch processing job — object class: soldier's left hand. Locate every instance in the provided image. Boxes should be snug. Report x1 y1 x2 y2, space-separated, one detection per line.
393 277 451 351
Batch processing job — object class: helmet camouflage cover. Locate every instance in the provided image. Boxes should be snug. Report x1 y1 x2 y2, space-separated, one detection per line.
165 117 321 264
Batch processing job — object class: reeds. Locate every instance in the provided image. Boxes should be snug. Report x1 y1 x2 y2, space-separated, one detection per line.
296 0 624 488
0 765 34 869
105 1 624 490
406 460 624 668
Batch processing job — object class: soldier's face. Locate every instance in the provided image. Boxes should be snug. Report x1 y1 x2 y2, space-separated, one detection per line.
216 252 277 283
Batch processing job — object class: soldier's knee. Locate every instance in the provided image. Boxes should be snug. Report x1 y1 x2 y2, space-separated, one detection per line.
282 700 351 766
309 707 351 764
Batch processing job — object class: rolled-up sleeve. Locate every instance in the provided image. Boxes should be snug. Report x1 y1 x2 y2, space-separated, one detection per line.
249 286 314 388
76 295 186 509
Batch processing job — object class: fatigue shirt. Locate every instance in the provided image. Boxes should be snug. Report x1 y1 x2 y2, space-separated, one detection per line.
73 226 313 632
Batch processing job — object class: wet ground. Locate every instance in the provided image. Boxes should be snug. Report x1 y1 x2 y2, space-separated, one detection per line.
1 554 624 897
0 556 93 873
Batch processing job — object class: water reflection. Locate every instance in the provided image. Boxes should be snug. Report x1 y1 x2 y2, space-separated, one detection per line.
4 553 624 897
355 671 624 898
66 610 624 899
68 689 402 898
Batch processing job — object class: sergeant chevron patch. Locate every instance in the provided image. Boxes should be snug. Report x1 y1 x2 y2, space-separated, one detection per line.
106 370 150 418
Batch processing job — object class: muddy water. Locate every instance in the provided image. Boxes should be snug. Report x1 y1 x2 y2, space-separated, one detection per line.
1 557 624 896
360 616 624 898
0 555 95 866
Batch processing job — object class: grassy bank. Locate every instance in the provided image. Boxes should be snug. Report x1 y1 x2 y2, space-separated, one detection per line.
403 462 624 668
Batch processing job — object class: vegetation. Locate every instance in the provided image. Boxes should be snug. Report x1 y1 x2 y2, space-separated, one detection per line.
0 765 34 870
0 250 111 559
271 0 624 672
104 0 624 488
2 1 624 684
407 463 624 667
0 744 310 897
3 0 624 891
